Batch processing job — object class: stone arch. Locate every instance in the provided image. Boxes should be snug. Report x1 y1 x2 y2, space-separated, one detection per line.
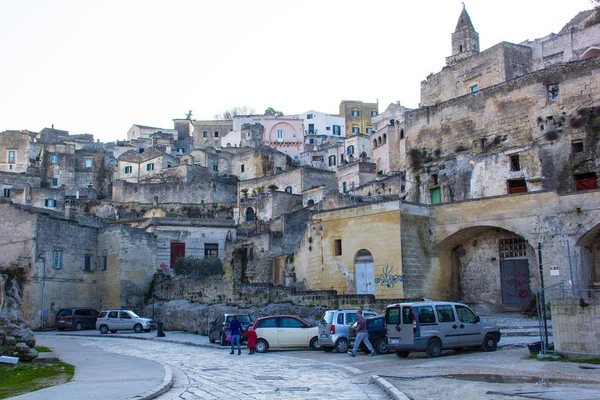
355 249 375 295
433 225 538 310
576 222 600 288
581 46 600 60
307 199 315 207
245 207 255 222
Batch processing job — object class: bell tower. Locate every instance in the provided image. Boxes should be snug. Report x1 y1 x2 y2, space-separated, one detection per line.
446 5 479 66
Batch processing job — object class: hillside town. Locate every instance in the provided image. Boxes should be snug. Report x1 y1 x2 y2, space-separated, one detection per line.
1 5 600 368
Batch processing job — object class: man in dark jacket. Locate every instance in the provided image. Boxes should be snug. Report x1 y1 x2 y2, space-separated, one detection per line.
229 315 243 355
349 309 375 357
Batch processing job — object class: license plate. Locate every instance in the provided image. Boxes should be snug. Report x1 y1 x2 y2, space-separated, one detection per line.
320 334 327 338
389 338 401 344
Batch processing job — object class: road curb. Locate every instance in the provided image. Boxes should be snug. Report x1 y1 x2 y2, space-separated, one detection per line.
139 364 173 400
370 375 410 400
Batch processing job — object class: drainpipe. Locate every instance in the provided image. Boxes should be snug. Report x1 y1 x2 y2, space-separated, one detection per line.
39 254 46 330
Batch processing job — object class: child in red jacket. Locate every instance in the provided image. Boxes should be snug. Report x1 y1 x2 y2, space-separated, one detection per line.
242 327 257 354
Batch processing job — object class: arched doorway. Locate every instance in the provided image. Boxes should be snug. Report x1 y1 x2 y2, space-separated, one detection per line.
576 222 600 288
245 207 255 222
355 249 375 295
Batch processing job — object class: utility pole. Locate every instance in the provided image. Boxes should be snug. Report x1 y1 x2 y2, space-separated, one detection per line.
538 243 549 352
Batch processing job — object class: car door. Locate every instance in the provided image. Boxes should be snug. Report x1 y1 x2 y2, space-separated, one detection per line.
454 304 483 347
386 305 414 347
256 317 279 347
278 317 307 347
434 304 461 348
106 310 119 329
119 311 134 330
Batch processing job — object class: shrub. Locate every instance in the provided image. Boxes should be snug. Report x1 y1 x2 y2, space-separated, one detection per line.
173 256 224 278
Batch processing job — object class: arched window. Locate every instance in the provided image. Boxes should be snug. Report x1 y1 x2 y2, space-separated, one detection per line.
400 129 405 139
307 199 315 207
285 186 292 193
373 139 377 148
459 44 463 53
246 207 255 222
383 134 387 144
378 137 382 145
328 155 336 166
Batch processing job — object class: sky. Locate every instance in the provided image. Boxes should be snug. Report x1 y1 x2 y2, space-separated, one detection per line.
0 0 594 142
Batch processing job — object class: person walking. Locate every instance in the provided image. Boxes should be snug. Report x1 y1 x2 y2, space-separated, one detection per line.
229 315 243 355
241 326 257 354
349 309 375 357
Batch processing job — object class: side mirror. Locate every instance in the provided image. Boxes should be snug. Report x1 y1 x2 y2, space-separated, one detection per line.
475 315 480 323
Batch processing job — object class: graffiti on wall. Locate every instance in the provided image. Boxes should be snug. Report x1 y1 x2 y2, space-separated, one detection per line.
374 265 403 288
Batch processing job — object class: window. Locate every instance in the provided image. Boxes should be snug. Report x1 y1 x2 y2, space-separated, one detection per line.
347 145 354 155
214 131 219 137
177 148 185 154
86 175 92 182
574 172 597 191
241 164 245 172
436 305 455 322
204 243 218 257
53 251 63 269
258 318 278 328
7 150 15 163
83 254 93 271
246 207 255 222
416 306 436 324
108 311 118 319
309 138 314 144
499 237 527 259
547 83 560 102
470 85 479 93
334 239 342 256
371 110 377 117
326 126 331 131
285 186 292 193
51 155 59 164
351 110 359 117
373 139 377 148
213 165 218 171
343 182 347 193
124 166 132 174
366 127 373 134
510 154 521 171
120 311 131 319
328 155 336 166
52 178 58 186
571 140 584 154
507 179 527 194
333 125 341 135
383 133 387 144
45 199 56 207
455 305 477 323
3 188 10 197
307 114 313 119
432 174 438 186
281 317 302 328
203 130 208 138
352 126 360 134
308 124 315 134
101 256 107 271
146 163 154 171
277 130 283 139
85 158 93 168
400 129 405 139
430 187 441 204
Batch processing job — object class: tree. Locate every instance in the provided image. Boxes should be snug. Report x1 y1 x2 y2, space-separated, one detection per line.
241 188 249 198
268 184 279 192
214 106 255 120
173 256 224 278
264 107 284 117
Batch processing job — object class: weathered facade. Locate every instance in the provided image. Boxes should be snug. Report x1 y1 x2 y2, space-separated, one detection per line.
339 100 378 137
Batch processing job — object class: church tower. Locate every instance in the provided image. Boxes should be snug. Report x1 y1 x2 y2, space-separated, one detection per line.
446 5 480 66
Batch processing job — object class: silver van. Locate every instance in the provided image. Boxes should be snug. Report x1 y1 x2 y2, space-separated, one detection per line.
318 309 377 353
385 301 501 358
96 310 154 334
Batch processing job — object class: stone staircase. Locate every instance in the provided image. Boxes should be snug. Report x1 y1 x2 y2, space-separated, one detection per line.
480 313 552 348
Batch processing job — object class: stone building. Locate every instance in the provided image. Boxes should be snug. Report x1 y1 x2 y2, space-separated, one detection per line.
371 102 410 175
339 100 378 137
126 124 178 142
0 130 40 174
115 148 179 184
191 120 234 149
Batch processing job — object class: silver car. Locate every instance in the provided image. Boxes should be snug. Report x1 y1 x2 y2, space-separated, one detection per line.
318 309 377 353
96 310 154 334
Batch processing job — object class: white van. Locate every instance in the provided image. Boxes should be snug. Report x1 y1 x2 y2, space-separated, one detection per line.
385 301 501 358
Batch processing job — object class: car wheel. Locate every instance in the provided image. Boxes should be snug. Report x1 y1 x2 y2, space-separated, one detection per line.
335 338 348 353
255 339 269 353
395 350 410 358
426 337 442 358
110 330 118 333
75 322 82 331
375 337 389 354
482 333 498 352
310 337 321 350
323 347 334 352
99 325 109 334
57 328 65 332
220 333 227 346
134 324 143 333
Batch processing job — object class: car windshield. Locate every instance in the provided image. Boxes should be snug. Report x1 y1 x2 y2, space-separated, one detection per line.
57 309 71 317
238 315 252 323
321 311 335 324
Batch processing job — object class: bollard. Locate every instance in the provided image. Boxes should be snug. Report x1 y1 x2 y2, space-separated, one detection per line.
157 322 166 337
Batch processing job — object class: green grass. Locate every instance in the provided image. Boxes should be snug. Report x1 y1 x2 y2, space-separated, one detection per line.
0 361 74 399
34 346 52 353
527 354 600 364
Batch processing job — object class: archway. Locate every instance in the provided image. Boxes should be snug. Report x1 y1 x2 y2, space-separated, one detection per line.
576 222 600 288
355 249 375 295
245 207 255 222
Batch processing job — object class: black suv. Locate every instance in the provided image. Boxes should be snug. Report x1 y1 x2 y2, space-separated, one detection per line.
55 308 99 331
209 314 253 345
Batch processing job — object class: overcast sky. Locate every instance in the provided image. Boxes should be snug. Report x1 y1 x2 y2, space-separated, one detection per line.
0 0 594 142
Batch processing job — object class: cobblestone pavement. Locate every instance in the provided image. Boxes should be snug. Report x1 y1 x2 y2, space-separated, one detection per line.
77 337 386 400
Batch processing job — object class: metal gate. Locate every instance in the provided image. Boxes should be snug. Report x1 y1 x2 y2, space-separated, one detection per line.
500 259 531 305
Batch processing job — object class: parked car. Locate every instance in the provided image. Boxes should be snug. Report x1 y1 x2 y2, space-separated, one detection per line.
252 315 320 353
96 310 154 334
208 314 254 345
55 308 99 331
318 309 377 353
385 301 501 358
348 315 389 354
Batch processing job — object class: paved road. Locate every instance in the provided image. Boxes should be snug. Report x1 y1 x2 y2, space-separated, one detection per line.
21 331 600 400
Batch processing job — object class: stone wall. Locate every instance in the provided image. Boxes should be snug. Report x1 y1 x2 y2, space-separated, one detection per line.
552 297 600 356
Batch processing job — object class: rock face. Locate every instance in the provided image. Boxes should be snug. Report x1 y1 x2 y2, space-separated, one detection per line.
0 272 37 361
143 300 327 335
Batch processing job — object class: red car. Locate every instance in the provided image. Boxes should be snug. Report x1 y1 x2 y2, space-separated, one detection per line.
251 315 320 353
